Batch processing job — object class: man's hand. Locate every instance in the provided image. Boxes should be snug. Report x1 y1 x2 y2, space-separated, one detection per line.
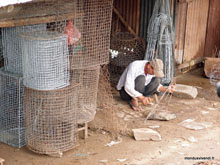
168 84 175 93
137 96 152 105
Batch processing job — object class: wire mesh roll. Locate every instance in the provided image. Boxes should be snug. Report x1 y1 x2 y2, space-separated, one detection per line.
1 24 46 74
20 31 70 90
24 83 79 155
71 66 100 124
0 68 25 148
110 32 145 67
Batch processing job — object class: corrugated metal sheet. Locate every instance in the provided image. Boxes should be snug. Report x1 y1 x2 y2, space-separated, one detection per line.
183 0 209 62
139 0 155 39
204 0 220 57
111 0 141 36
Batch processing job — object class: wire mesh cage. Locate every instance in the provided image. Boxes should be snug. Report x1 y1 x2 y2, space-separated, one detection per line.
70 66 100 124
0 68 25 148
109 32 145 87
110 32 145 67
24 83 79 155
1 24 47 74
20 31 70 91
69 0 113 69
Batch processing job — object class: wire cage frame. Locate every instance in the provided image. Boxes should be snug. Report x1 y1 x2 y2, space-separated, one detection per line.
0 68 25 148
24 83 79 155
70 66 100 124
20 31 70 91
1 24 47 74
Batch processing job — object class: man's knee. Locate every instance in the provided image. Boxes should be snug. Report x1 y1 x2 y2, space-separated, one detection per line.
135 75 145 93
151 77 161 86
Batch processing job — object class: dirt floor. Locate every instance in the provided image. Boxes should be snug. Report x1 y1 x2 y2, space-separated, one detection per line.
0 68 220 165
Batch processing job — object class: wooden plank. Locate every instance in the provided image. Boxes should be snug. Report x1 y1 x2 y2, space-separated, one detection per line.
174 2 187 64
204 0 220 57
0 13 84 27
0 0 82 27
183 0 209 62
113 7 136 35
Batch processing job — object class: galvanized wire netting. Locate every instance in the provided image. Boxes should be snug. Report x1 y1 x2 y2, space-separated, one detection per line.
96 65 118 138
0 0 116 151
1 24 47 74
20 31 70 91
144 0 174 85
24 84 79 155
0 68 25 148
70 66 100 124
109 32 145 87
69 0 113 69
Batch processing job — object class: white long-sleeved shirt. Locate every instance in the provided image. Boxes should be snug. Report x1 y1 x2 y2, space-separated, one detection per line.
117 60 161 98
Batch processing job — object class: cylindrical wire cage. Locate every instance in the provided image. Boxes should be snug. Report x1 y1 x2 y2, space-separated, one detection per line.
24 83 79 155
0 68 25 148
20 31 70 90
109 32 145 87
70 66 100 124
70 0 113 69
110 32 145 67
1 24 47 74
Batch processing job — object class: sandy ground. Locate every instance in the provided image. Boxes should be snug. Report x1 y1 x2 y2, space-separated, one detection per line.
0 68 220 165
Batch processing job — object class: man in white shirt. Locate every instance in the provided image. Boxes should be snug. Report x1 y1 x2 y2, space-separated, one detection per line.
117 58 174 111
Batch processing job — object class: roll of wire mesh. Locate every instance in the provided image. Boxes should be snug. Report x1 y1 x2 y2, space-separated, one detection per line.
24 83 79 156
70 66 100 124
1 24 47 74
20 31 69 90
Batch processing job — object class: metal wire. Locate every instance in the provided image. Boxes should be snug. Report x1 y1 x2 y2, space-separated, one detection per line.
20 31 70 90
1 24 47 74
24 83 79 155
71 66 100 124
144 0 174 85
0 68 25 148
109 32 145 87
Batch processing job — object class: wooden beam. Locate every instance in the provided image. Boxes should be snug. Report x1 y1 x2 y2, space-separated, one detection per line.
113 6 136 36
0 12 84 28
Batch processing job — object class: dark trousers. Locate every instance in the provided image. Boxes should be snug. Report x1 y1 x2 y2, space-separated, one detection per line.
119 75 161 101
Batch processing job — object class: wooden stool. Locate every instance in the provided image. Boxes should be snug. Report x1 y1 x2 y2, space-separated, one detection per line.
0 158 5 165
78 123 88 139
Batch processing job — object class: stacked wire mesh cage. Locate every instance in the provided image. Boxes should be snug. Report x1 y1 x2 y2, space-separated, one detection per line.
109 32 145 87
0 0 114 155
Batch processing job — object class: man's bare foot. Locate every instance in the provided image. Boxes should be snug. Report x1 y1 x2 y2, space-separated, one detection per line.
129 99 143 111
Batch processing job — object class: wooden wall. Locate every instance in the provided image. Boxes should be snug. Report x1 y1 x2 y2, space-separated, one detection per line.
204 0 220 57
175 0 209 65
111 0 140 36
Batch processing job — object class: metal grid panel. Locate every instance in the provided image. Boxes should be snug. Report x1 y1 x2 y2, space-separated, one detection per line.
0 68 25 148
20 31 70 90
71 66 100 124
1 24 46 74
24 84 79 155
